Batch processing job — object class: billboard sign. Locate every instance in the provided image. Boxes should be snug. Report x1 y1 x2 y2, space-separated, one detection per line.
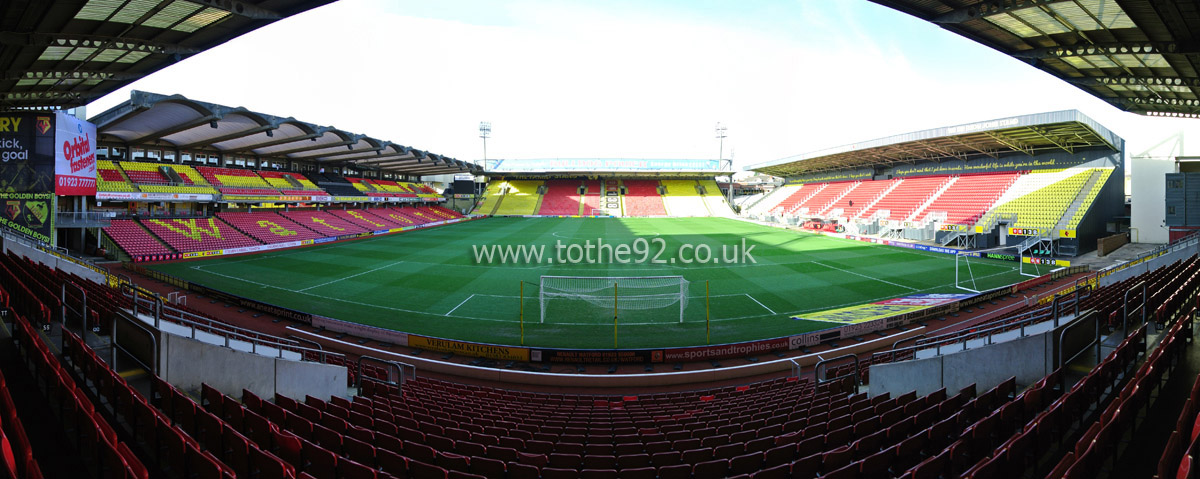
0 192 54 243
0 113 55 193
54 111 97 196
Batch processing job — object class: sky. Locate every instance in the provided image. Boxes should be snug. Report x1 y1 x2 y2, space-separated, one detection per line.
86 0 1200 175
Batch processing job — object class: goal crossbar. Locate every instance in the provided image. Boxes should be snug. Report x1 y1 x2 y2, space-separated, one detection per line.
539 275 688 323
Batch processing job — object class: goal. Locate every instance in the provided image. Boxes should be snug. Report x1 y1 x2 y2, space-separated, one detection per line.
539 275 689 323
955 244 1044 293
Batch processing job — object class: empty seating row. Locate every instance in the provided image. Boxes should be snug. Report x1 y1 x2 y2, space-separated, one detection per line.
537 180 583 215
141 217 263 253
105 219 176 261
623 180 667 216
661 180 711 217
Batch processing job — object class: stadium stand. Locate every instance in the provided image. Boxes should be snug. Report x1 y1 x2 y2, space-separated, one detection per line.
279 210 373 236
104 219 175 261
369 180 418 197
140 217 263 253
914 172 1021 226
118 161 220 195
256 170 328 195
698 179 735 217
757 183 812 215
96 160 137 192
196 166 282 196
348 178 390 197
491 180 543 215
406 182 443 199
305 172 364 197
480 181 507 215
217 212 328 244
854 175 948 221
978 168 1096 233
329 209 400 230
1064 168 1115 231
581 180 604 215
791 181 858 216
623 179 668 216
424 205 465 220
824 178 895 219
371 208 425 227
539 180 584 215
660 180 711 217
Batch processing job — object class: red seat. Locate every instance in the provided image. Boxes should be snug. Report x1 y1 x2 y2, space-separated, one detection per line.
377 449 409 477
251 447 295 479
301 439 337 478
338 457 378 479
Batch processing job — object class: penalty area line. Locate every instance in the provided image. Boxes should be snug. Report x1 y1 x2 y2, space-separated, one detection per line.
445 294 476 316
744 294 776 315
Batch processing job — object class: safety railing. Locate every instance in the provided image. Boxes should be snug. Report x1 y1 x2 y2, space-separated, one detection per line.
111 311 159 376
814 353 859 389
1123 280 1147 338
356 355 416 395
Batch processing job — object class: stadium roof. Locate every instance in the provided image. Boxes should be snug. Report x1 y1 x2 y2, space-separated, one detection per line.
747 110 1121 177
870 0 1200 118
1 0 333 110
92 90 481 176
486 158 727 175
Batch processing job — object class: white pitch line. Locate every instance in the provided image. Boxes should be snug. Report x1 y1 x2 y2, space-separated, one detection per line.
811 260 919 292
744 294 776 315
445 294 475 316
296 260 405 292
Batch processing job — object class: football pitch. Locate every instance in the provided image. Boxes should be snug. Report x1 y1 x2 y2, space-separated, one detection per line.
148 217 1030 349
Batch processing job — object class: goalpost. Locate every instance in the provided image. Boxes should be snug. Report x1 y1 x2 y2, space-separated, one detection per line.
955 244 1045 293
539 275 689 323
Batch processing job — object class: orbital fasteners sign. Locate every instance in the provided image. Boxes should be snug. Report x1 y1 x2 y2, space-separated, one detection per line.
54 111 97 196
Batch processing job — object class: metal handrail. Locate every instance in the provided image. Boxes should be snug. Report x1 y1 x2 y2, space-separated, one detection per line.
356 355 416 395
120 281 309 357
893 334 924 350
877 306 1062 364
112 311 159 376
1123 280 1147 338
159 310 306 357
61 282 88 349
814 353 859 387
1057 310 1100 375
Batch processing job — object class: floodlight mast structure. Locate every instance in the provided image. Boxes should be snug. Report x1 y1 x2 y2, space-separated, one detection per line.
716 122 733 206
479 121 491 168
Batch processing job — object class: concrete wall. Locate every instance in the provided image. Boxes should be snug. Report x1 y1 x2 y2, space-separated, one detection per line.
159 332 347 400
1131 155 1174 244
2 239 108 284
870 315 1086 398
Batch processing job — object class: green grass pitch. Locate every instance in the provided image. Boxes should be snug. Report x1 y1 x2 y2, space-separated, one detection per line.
148 217 1030 349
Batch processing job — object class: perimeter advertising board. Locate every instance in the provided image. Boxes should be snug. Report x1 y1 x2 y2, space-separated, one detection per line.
0 112 97 196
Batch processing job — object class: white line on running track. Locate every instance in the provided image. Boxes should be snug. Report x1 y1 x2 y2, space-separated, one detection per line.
810 260 919 292
445 294 475 316
744 294 776 315
296 260 405 292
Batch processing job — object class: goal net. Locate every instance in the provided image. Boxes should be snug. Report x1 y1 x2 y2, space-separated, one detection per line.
540 275 689 323
955 244 1043 293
